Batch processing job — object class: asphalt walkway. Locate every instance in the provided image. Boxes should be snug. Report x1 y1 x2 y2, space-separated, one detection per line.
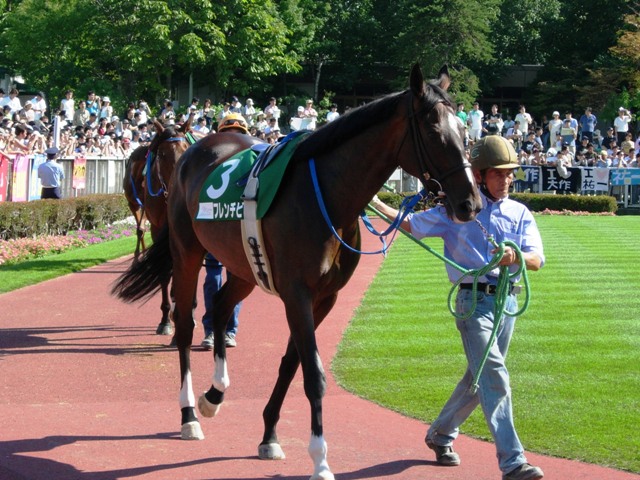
1 219 637 480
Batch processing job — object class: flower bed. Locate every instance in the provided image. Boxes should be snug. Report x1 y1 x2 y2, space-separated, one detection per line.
0 218 137 266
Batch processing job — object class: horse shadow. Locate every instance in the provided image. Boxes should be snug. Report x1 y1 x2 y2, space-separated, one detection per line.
0 325 172 357
0 432 431 479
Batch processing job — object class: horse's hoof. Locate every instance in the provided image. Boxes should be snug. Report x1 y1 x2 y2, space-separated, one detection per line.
310 471 334 480
168 336 177 348
198 393 221 418
181 421 204 440
156 322 173 335
258 442 286 460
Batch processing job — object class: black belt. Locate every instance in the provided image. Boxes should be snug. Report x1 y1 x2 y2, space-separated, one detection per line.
459 283 517 295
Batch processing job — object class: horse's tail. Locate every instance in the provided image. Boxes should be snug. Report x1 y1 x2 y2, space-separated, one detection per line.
111 224 172 303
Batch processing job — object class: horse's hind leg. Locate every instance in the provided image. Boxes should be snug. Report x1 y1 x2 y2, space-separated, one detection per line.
198 274 254 418
172 249 206 440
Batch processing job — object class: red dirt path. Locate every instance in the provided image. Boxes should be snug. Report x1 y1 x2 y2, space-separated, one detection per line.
1 219 637 480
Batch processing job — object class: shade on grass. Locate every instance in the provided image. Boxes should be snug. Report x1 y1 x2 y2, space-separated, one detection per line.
333 215 640 473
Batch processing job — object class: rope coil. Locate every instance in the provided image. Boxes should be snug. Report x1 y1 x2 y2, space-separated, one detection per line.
367 197 530 395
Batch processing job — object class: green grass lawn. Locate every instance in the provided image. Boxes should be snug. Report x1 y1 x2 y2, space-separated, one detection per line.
0 236 136 293
333 215 640 474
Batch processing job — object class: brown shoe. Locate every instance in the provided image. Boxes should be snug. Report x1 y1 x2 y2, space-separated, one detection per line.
503 463 544 480
425 439 460 466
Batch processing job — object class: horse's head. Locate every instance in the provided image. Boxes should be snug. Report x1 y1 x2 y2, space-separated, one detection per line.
402 64 481 222
148 120 189 187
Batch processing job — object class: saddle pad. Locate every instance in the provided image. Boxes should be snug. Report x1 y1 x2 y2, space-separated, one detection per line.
195 134 306 221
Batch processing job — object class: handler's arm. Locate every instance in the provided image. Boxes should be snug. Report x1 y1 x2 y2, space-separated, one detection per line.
369 195 412 233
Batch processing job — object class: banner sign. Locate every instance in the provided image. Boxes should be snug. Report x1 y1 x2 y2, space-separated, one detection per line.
609 168 640 186
540 166 581 193
73 156 87 190
580 167 610 192
0 153 9 202
30 154 46 201
11 154 30 202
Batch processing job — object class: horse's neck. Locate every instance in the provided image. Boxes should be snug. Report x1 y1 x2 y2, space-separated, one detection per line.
317 121 404 226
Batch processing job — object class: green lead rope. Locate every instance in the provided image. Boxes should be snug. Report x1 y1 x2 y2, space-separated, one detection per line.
367 203 530 395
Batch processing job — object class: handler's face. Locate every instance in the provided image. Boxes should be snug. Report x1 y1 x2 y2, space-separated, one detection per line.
475 168 514 200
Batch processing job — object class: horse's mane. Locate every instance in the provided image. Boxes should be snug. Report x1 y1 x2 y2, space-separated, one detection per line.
293 91 404 161
294 79 452 160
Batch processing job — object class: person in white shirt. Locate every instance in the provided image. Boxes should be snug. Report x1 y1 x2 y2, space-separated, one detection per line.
1 88 23 115
467 102 484 142
243 98 256 126
30 92 47 120
60 90 75 122
193 116 210 136
547 111 562 148
614 107 632 145
326 104 339 123
514 105 532 137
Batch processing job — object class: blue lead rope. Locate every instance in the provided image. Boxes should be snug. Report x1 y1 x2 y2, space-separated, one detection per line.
309 157 423 255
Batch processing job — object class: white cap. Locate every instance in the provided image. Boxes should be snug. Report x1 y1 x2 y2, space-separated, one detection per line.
111 115 119 122
102 96 110 102
552 111 559 116
619 106 625 111
547 148 557 156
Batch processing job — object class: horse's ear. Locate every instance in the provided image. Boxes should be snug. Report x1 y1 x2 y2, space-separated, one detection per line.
183 113 194 133
410 63 426 96
436 65 451 92
153 119 165 133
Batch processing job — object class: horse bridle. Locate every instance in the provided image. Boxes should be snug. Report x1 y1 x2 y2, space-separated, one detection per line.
406 90 472 194
145 134 187 198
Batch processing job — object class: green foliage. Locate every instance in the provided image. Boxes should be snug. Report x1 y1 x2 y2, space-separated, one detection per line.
334 216 640 473
0 194 130 240
510 193 618 213
376 191 618 214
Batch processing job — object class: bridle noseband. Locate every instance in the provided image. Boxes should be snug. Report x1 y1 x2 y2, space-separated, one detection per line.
406 91 471 194
145 134 187 198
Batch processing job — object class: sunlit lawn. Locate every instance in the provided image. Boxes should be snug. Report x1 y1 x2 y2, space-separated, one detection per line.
333 215 640 474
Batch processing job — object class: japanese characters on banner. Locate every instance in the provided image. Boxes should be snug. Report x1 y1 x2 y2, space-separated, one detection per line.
540 166 581 193
29 153 46 201
73 156 87 190
11 154 30 202
609 168 640 186
581 167 610 192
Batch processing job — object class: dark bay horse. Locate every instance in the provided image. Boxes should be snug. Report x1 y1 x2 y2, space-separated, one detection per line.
123 118 192 335
113 65 481 480
123 146 147 259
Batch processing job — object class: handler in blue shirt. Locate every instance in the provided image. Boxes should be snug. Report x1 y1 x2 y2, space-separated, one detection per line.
371 135 545 480
37 147 65 199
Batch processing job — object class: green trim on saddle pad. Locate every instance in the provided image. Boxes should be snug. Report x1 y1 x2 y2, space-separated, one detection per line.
195 134 307 221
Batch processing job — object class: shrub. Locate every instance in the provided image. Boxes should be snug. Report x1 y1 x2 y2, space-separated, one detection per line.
0 194 130 241
374 191 618 214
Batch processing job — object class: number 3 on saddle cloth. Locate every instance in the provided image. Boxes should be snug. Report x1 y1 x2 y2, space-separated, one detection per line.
195 130 310 295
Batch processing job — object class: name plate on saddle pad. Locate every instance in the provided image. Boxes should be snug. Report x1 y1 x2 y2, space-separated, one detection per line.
195 134 306 221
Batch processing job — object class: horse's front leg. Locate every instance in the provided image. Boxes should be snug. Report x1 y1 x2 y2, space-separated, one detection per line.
259 338 300 460
284 294 334 480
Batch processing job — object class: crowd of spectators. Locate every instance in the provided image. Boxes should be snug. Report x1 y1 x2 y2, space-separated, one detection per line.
2 86 637 169
457 102 640 170
0 87 344 159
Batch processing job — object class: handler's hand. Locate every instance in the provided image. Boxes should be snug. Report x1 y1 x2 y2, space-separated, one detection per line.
492 246 518 266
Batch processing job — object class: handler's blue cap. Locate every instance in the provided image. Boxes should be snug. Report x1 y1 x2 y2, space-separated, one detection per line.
45 147 59 156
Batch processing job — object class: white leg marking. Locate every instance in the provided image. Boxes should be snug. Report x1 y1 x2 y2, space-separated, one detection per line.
179 370 196 409
213 353 230 392
308 434 334 480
